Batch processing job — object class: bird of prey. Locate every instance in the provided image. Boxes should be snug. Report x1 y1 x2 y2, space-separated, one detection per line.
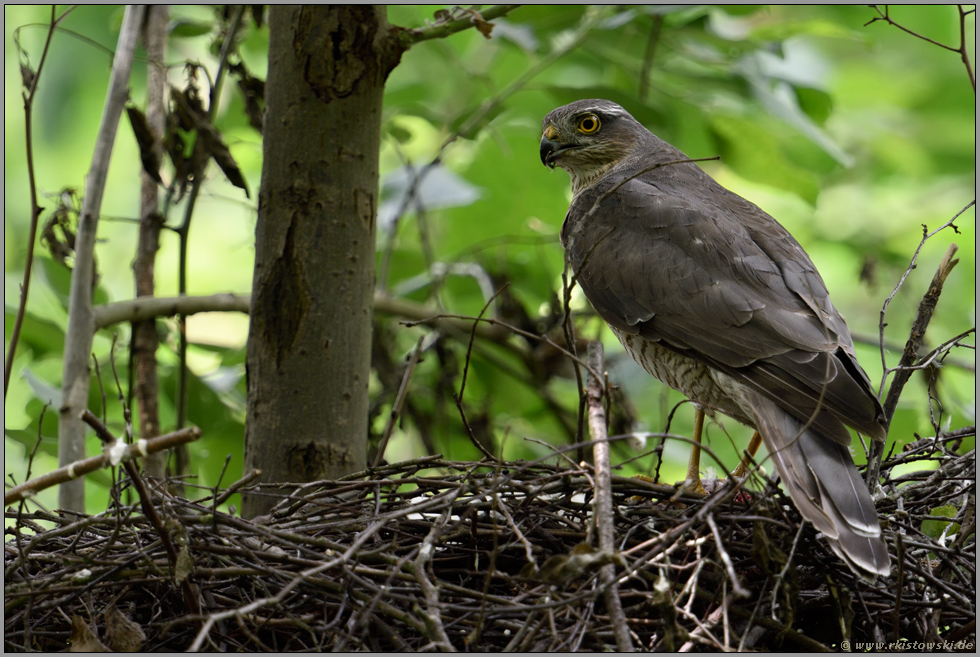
540 99 890 578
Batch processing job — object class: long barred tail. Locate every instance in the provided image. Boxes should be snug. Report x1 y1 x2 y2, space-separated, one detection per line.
742 389 890 579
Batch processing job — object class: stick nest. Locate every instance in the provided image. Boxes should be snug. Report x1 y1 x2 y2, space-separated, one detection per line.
4 438 975 652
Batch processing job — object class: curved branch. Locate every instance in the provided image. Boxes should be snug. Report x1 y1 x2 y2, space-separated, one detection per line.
397 5 521 48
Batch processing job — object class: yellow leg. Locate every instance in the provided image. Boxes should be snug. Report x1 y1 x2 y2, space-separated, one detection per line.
683 407 707 495
731 431 763 479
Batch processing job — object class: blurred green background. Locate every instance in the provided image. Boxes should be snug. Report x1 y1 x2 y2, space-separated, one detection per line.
5 5 975 514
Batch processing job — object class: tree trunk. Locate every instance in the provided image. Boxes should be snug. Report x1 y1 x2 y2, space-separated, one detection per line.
243 6 396 517
134 5 168 479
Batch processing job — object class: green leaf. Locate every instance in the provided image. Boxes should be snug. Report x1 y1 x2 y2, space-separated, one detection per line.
169 19 213 38
4 307 65 358
35 256 110 310
794 87 833 126
709 114 819 204
35 256 73 309
22 367 63 407
749 18 864 43
379 164 482 232
4 428 59 458
921 504 960 540
735 53 852 167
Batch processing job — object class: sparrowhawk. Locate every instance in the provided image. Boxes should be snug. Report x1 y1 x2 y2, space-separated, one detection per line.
540 99 890 578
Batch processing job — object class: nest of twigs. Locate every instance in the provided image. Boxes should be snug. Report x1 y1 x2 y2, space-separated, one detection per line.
4 432 976 652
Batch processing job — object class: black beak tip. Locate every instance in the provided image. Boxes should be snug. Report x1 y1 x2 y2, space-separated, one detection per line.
539 137 561 168
539 144 551 167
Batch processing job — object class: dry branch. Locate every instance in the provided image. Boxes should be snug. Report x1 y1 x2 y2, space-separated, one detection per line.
5 447 973 652
58 5 145 512
586 342 633 651
868 242 963 484
4 426 201 507
397 5 521 47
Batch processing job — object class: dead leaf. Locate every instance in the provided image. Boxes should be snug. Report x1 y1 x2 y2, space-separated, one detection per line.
530 543 624 586
104 604 146 652
171 86 251 198
472 14 494 39
127 105 163 184
230 60 265 133
21 63 36 90
70 615 109 652
175 545 195 584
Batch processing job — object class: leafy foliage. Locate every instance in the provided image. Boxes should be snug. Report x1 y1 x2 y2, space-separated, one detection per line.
4 5 974 511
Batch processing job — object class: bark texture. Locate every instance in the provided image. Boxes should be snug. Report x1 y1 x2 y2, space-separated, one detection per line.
134 5 168 478
243 6 394 517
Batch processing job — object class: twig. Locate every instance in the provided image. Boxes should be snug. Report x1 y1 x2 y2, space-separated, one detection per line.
186 504 437 651
397 5 521 47
638 14 664 102
454 288 506 461
80 410 204 618
213 469 263 508
58 5 146 512
869 243 961 483
866 5 975 90
5 6 74 399
374 337 425 467
174 5 248 434
412 510 457 651
877 203 972 387
4 424 202 506
586 342 634 652
956 5 976 91
706 514 749 599
561 249 588 450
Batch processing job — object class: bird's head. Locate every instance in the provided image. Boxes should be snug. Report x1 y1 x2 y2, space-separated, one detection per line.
540 99 645 193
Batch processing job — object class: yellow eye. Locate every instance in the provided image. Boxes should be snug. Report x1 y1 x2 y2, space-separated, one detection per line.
577 114 601 134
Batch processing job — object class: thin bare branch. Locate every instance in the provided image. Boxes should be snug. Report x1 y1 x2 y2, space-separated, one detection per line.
869 242 963 483
58 5 145 512
5 7 74 399
587 342 634 652
374 337 425 467
397 5 521 48
866 5 975 91
4 425 201 507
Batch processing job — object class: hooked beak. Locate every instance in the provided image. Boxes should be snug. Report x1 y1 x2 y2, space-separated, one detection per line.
540 136 566 168
540 124 574 168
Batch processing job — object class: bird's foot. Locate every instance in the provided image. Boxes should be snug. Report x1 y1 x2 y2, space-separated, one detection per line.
677 476 707 496
676 473 737 497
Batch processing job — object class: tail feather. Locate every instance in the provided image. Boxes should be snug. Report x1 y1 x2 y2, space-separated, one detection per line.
742 390 890 578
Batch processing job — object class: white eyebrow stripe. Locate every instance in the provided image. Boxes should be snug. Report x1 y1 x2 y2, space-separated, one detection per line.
582 106 626 116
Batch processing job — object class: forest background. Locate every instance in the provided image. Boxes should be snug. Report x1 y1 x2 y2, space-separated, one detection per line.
4 4 974 515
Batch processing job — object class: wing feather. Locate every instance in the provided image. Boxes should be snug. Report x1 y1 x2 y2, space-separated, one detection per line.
563 171 885 440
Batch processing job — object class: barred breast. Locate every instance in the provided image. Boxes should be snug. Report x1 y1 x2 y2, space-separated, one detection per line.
616 330 754 427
